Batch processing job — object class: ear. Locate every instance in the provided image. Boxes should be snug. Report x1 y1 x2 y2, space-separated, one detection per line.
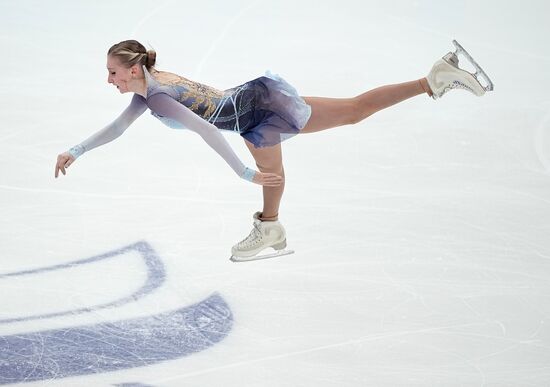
130 64 140 76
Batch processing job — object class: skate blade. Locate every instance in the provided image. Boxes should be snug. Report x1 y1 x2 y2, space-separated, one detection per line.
230 249 295 262
452 39 494 92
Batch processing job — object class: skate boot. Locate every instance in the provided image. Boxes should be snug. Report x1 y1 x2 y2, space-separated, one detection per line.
230 212 294 262
427 40 494 99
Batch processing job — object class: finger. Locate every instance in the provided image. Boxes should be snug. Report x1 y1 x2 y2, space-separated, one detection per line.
268 174 283 181
263 180 282 187
65 156 75 168
267 175 283 183
55 165 59 178
264 177 281 184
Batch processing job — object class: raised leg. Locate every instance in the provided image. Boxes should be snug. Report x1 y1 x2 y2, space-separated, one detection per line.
244 140 284 221
300 78 431 133
241 78 432 221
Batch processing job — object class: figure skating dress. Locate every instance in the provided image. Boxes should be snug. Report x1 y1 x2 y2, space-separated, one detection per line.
145 68 312 148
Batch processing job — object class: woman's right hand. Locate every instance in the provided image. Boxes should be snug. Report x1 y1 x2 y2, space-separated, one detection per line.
55 152 76 178
252 171 283 187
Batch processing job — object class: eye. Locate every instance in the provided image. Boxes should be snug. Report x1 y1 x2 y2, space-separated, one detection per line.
110 72 116 75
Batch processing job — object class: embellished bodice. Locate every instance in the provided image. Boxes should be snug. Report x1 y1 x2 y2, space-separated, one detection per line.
143 66 229 129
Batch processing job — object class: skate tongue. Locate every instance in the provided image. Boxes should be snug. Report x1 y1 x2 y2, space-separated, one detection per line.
444 52 459 67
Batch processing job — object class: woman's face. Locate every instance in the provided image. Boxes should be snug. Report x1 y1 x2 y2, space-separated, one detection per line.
106 55 133 93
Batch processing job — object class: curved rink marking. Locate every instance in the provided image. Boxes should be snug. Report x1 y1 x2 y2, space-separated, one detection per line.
0 242 233 385
0 241 165 324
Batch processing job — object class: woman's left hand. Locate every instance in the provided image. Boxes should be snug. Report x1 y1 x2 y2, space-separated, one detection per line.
55 152 76 178
252 171 283 187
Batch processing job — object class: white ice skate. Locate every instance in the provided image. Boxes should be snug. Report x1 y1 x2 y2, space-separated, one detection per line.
427 40 494 99
230 212 294 262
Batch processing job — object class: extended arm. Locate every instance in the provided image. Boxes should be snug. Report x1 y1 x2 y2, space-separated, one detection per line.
68 94 147 158
146 93 258 182
55 94 147 178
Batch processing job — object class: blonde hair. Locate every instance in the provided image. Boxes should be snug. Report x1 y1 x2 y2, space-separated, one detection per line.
108 40 156 70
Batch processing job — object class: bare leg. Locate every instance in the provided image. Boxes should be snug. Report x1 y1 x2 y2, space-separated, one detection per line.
244 140 284 221
301 78 431 133
242 78 431 221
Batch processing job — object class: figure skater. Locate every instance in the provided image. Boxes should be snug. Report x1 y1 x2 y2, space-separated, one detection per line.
55 39 493 262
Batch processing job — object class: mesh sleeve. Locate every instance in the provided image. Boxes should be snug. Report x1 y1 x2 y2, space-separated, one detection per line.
68 94 147 158
146 93 253 180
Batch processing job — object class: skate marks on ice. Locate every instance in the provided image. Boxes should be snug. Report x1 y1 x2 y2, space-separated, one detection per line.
230 248 295 262
113 384 157 387
0 242 233 385
0 241 165 324
0 294 232 385
534 109 550 176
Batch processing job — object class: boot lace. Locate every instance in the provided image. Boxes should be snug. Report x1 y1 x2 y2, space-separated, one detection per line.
237 222 263 249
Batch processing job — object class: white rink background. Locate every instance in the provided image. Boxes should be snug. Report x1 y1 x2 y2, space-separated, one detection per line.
2 0 550 386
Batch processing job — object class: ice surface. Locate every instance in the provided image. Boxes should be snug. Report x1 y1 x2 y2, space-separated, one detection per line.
1 0 550 386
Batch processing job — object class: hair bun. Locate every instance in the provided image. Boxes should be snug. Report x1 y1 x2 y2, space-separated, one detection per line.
108 40 156 70
146 49 157 68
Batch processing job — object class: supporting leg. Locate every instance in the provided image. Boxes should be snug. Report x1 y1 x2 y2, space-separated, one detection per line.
240 78 431 220
244 140 284 221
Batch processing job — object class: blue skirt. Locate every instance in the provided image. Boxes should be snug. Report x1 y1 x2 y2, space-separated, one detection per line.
210 71 312 148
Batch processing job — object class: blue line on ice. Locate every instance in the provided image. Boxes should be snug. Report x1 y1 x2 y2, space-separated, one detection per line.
0 241 165 324
0 293 232 384
0 242 233 384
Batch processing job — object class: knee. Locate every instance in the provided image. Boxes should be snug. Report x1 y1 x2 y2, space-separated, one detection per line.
256 163 286 186
255 161 284 176
255 161 285 185
348 97 371 125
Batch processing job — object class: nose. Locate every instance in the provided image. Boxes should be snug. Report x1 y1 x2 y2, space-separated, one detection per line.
107 75 113 84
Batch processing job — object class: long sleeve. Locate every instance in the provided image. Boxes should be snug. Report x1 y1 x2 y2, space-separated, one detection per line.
146 92 255 181
68 94 148 158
